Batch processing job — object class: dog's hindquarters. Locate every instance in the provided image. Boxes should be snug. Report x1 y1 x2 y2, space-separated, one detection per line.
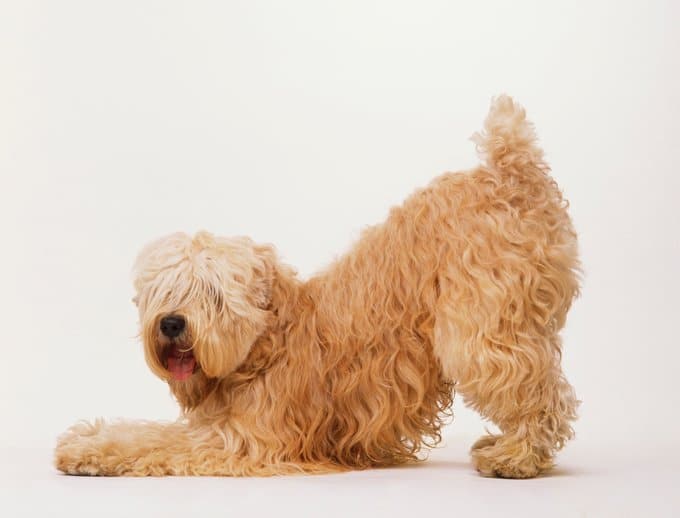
433 96 580 478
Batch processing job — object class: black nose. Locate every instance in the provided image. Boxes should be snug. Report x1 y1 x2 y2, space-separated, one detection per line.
160 316 185 338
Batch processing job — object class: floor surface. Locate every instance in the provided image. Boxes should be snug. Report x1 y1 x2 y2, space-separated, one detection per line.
2 436 678 518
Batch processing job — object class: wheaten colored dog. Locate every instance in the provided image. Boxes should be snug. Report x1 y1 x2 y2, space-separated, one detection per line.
55 96 579 478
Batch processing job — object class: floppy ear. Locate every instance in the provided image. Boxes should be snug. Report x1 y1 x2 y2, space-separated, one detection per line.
198 308 270 379
193 234 277 379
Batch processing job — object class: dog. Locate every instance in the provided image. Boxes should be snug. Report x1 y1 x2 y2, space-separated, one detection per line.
55 96 579 478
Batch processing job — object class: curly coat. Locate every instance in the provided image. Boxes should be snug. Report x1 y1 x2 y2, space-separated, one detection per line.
55 96 579 479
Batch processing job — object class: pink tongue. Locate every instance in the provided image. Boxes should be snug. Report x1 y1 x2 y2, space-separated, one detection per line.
167 356 196 381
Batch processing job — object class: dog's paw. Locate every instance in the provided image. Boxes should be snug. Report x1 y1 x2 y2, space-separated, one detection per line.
55 453 104 476
470 434 546 479
54 420 122 476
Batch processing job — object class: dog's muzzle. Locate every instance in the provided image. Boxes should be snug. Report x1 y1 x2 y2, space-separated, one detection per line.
158 315 196 381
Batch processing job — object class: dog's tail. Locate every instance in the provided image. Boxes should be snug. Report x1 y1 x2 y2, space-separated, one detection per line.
471 95 549 177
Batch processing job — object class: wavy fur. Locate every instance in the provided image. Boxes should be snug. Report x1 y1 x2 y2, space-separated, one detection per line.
55 96 579 478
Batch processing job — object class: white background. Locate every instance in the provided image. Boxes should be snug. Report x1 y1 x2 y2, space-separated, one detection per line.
2 1 679 516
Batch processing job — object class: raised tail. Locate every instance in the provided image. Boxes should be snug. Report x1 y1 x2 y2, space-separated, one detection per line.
472 95 549 176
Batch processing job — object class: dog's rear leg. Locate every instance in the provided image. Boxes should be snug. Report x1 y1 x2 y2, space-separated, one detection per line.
434 288 578 478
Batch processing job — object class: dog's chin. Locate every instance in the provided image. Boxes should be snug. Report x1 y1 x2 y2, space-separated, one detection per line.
161 343 199 382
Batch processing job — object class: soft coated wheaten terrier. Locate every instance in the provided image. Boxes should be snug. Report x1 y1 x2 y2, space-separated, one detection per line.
55 96 579 479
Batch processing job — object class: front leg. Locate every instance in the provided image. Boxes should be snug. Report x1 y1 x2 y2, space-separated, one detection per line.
55 419 339 476
55 419 232 476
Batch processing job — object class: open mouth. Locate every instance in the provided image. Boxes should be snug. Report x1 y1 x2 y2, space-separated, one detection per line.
163 344 197 381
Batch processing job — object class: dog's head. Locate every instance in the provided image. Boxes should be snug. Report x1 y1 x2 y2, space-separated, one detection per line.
132 231 274 383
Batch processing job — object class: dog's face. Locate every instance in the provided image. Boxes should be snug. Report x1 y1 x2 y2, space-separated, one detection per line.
132 232 273 382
